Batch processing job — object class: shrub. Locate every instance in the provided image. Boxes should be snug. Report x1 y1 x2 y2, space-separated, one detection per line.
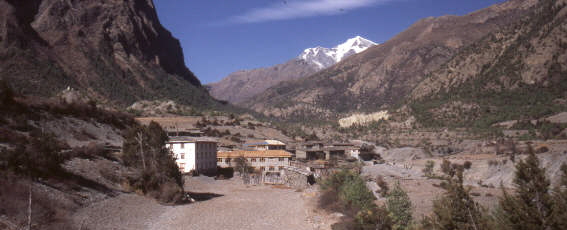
0 80 15 107
320 170 393 229
387 182 413 230
463 161 472 170
70 142 109 159
1 131 67 178
376 175 390 197
423 160 435 177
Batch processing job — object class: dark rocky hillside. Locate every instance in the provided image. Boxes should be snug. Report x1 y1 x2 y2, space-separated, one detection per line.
244 0 536 121
0 0 217 108
408 0 567 129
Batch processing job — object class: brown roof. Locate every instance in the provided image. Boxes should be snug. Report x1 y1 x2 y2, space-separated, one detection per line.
217 150 292 158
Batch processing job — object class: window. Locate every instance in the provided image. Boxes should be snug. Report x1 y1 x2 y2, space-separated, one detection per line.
180 143 184 149
260 158 265 162
179 163 185 171
260 166 265 171
278 166 284 170
269 166 275 171
279 158 284 161
168 144 173 149
180 153 185 159
217 158 222 162
251 158 257 162
225 158 231 163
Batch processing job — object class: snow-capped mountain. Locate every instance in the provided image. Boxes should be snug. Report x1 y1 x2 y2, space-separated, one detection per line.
208 36 377 105
299 36 377 70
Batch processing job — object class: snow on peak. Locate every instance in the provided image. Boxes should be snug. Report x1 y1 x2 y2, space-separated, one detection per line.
299 36 377 70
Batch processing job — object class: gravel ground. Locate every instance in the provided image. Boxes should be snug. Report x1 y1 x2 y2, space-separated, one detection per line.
72 194 168 229
361 159 503 217
149 176 312 230
72 176 316 230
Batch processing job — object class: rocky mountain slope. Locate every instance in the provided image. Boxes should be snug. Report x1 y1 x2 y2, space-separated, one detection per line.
207 36 376 105
407 0 567 129
0 0 217 108
244 0 536 121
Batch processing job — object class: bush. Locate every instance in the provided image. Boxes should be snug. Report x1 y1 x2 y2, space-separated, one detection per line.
376 175 389 197
1 131 68 177
0 80 15 107
70 142 109 159
387 182 413 230
423 160 435 177
320 170 392 229
463 161 472 170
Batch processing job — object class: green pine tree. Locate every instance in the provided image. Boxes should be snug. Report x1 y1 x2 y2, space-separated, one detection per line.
428 162 489 230
387 182 413 230
494 152 554 230
551 164 567 229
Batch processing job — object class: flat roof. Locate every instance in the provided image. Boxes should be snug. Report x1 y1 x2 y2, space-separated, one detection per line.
217 150 292 158
167 136 218 143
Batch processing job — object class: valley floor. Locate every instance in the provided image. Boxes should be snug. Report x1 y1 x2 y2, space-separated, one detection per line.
71 176 330 230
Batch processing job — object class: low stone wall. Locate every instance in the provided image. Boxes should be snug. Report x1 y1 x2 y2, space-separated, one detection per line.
282 169 314 189
240 169 315 188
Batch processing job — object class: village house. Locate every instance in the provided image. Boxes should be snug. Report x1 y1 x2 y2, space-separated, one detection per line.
295 141 361 160
244 140 286 151
167 136 218 175
217 150 292 172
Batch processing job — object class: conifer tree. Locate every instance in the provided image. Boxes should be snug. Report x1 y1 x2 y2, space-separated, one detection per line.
428 161 489 230
551 164 567 229
387 182 413 230
494 152 554 230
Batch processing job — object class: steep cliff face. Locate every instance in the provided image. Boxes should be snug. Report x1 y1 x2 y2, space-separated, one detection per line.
244 0 535 120
0 0 216 107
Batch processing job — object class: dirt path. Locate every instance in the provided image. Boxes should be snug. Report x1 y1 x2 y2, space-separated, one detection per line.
72 176 316 230
149 177 312 230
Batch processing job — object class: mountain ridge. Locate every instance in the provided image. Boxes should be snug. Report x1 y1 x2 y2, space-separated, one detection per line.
406 0 567 129
244 0 536 121
207 36 376 105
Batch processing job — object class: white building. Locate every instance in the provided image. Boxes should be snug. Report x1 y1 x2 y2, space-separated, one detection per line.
217 150 292 172
167 136 217 175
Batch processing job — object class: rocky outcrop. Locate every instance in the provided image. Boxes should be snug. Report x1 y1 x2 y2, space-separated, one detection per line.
0 0 216 107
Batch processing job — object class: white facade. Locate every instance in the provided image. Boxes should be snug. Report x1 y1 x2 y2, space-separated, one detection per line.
348 148 360 159
167 137 217 174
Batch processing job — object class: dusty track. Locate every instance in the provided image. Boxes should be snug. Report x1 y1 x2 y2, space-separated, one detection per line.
72 176 317 230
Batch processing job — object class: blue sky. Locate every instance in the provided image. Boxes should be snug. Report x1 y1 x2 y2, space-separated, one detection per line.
154 0 505 84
